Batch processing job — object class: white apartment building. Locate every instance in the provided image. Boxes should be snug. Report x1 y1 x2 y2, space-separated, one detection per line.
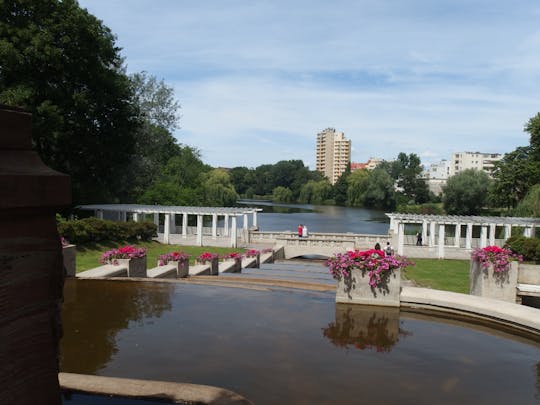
451 152 503 176
316 128 351 185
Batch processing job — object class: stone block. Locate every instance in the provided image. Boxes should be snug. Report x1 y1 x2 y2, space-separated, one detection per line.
470 260 518 303
62 244 76 277
117 257 147 278
518 263 540 285
335 268 401 307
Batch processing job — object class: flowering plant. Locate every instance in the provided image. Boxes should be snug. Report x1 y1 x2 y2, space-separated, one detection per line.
196 252 219 263
261 248 273 254
245 249 260 257
222 252 242 260
158 251 190 266
100 245 147 265
471 246 522 273
326 249 413 288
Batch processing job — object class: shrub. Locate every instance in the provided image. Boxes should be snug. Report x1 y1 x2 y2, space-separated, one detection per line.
57 218 157 244
505 236 540 263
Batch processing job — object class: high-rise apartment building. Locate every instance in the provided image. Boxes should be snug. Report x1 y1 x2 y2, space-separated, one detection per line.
316 128 351 185
451 152 503 176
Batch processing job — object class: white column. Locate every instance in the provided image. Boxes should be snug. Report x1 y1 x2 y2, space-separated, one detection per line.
429 222 436 247
153 213 159 226
243 214 249 230
224 214 230 236
438 224 445 259
133 212 139 222
422 220 428 246
230 216 238 248
182 213 188 239
489 224 496 246
480 225 488 248
454 224 461 248
163 213 170 244
121 211 127 222
196 215 203 246
212 214 218 239
504 224 512 240
252 211 258 228
466 223 473 249
524 227 532 237
96 210 104 220
397 222 405 255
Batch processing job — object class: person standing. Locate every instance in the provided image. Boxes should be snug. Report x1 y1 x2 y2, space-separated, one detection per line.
302 224 308 238
298 224 303 238
385 241 393 256
416 231 423 246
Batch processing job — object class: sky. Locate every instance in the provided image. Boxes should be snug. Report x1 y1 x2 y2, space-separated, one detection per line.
78 0 540 170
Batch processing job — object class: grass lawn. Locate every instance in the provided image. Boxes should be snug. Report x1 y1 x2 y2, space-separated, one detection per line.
75 241 243 273
403 258 470 294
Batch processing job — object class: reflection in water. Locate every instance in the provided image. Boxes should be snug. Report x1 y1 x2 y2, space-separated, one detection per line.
322 304 410 352
61 279 174 374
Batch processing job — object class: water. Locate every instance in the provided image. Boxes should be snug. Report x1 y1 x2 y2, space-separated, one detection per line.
61 279 540 404
237 200 389 234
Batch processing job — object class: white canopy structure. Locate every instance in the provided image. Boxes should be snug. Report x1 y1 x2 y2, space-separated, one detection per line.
386 213 540 259
78 204 263 248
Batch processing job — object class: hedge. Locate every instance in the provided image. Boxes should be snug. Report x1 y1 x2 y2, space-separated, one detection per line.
505 236 540 263
58 217 157 244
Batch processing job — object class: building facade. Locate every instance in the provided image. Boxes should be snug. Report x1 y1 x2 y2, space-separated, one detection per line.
451 152 502 176
316 128 351 185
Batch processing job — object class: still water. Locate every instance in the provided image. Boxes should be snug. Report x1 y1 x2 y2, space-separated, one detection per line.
237 200 390 234
61 279 540 404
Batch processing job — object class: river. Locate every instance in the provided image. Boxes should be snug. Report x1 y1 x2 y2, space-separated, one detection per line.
237 200 389 234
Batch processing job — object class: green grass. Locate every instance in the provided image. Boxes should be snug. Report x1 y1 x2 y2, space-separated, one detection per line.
403 258 470 294
75 240 243 273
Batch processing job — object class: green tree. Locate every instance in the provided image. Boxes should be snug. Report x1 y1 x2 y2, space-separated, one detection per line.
512 184 540 217
443 169 491 215
201 169 238 206
272 186 294 203
395 153 429 204
333 166 350 205
346 169 370 207
0 0 139 203
363 168 396 210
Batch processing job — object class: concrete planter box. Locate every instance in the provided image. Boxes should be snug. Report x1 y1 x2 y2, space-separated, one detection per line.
116 257 147 278
335 267 401 307
196 257 218 275
222 257 242 272
245 253 260 268
157 259 189 278
518 263 540 285
470 260 518 302
62 244 76 277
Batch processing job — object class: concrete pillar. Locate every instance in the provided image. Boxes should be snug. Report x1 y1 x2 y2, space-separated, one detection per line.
504 224 512 240
243 213 249 230
524 227 532 237
96 209 104 220
454 224 461 248
182 213 188 239
0 106 71 403
224 214 230 236
163 213 170 244
212 213 218 239
230 216 238 248
133 212 139 222
429 222 436 247
153 212 159 226
121 211 127 222
252 211 258 228
438 224 445 259
170 213 176 233
422 220 428 246
397 222 405 255
489 224 496 246
196 214 203 246
480 225 488 248
466 223 473 249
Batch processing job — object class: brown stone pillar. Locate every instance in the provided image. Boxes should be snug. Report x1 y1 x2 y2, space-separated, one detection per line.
0 106 70 404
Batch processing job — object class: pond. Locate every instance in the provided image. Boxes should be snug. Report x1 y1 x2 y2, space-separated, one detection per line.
61 279 540 404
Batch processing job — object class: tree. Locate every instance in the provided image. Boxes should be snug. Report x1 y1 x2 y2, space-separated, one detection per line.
346 169 370 207
395 153 429 204
512 184 540 217
201 169 238 206
272 186 294 203
443 169 491 215
0 0 140 203
333 166 350 205
362 168 396 210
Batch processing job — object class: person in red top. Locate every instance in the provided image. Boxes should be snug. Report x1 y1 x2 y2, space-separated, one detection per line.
298 224 303 238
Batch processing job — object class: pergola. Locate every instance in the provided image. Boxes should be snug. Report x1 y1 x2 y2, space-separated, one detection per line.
78 204 263 248
386 213 540 258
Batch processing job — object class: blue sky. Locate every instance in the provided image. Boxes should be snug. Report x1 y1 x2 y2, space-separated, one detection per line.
79 0 540 169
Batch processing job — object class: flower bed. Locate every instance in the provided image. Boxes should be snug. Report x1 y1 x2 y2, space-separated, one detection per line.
196 252 219 275
100 245 147 277
327 249 412 306
158 252 190 266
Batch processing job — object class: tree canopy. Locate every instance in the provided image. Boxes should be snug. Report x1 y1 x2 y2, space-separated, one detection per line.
443 169 491 215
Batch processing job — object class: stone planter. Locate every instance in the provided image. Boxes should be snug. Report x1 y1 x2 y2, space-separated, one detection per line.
335 267 401 307
470 260 518 302
223 257 242 272
156 259 189 278
62 244 76 277
196 257 218 275
246 253 260 268
116 257 147 278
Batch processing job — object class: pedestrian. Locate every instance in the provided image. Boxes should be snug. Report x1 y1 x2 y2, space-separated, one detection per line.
385 241 393 256
374 242 381 251
302 224 308 238
416 231 423 246
298 224 303 238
